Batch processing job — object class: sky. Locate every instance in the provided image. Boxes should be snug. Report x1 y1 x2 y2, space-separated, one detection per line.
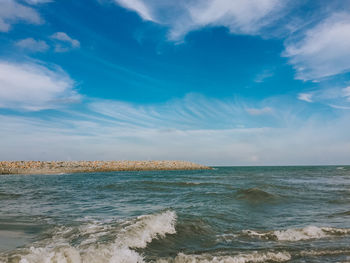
0 0 350 165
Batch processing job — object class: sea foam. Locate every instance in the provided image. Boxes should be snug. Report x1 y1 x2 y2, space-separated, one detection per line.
242 226 350 241
11 210 177 263
157 251 291 263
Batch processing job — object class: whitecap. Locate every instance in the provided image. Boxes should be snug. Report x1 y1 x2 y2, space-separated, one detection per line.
117 210 177 249
8 210 177 263
242 226 350 241
157 251 291 263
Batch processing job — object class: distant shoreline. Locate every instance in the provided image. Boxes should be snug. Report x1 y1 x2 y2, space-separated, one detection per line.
0 160 211 175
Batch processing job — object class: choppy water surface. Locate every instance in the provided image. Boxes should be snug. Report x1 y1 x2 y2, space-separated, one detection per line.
0 166 350 262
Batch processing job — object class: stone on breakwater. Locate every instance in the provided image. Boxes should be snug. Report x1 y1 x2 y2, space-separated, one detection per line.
0 161 210 175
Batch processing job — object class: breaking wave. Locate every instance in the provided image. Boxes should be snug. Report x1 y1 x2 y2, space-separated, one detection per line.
242 226 350 241
5 210 177 263
157 251 291 263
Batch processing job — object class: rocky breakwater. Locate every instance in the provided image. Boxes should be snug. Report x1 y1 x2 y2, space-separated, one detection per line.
0 161 211 175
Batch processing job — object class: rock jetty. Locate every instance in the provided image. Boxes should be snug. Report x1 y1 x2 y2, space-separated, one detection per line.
0 161 210 175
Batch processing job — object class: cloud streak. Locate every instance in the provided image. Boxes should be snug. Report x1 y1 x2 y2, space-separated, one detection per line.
89 94 280 130
246 107 274 116
114 1 350 82
0 91 349 164
24 0 52 4
114 0 289 41
0 107 349 165
284 13 350 81
297 85 350 107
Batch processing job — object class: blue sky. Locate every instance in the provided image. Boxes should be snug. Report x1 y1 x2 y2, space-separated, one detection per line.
0 0 350 165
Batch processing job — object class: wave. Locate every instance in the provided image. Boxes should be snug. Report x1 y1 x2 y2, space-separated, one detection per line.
175 217 213 237
99 181 208 192
242 226 350 241
236 188 278 202
5 210 177 263
329 210 350 218
139 181 209 188
119 210 176 248
299 248 350 257
0 192 21 200
157 251 291 263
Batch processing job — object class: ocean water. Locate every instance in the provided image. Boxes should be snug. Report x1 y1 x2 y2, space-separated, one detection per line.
0 166 350 263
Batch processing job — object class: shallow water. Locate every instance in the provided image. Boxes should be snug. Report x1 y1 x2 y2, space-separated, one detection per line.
0 166 350 262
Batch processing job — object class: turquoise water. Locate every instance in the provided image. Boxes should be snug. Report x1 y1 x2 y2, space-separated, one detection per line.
0 166 350 262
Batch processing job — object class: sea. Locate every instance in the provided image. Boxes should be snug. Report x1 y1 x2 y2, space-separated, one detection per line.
0 166 349 263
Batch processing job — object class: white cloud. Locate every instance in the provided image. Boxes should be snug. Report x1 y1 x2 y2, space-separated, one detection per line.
284 13 350 81
179 0 284 38
51 32 80 52
116 0 154 21
24 0 52 4
112 1 350 83
298 93 313 102
114 0 289 40
15 38 49 52
0 0 42 32
342 86 350 101
0 60 80 111
114 1 350 82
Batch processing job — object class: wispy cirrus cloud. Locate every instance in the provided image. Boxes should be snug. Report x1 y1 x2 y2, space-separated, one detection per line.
297 85 350 109
0 60 80 111
177 0 286 39
1 98 349 165
254 69 275 83
342 86 350 101
89 94 281 130
329 104 350 110
284 13 350 81
246 107 274 116
0 0 42 32
114 0 350 83
24 0 52 4
114 0 290 41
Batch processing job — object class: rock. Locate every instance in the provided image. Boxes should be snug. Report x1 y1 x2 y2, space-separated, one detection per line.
0 160 211 175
